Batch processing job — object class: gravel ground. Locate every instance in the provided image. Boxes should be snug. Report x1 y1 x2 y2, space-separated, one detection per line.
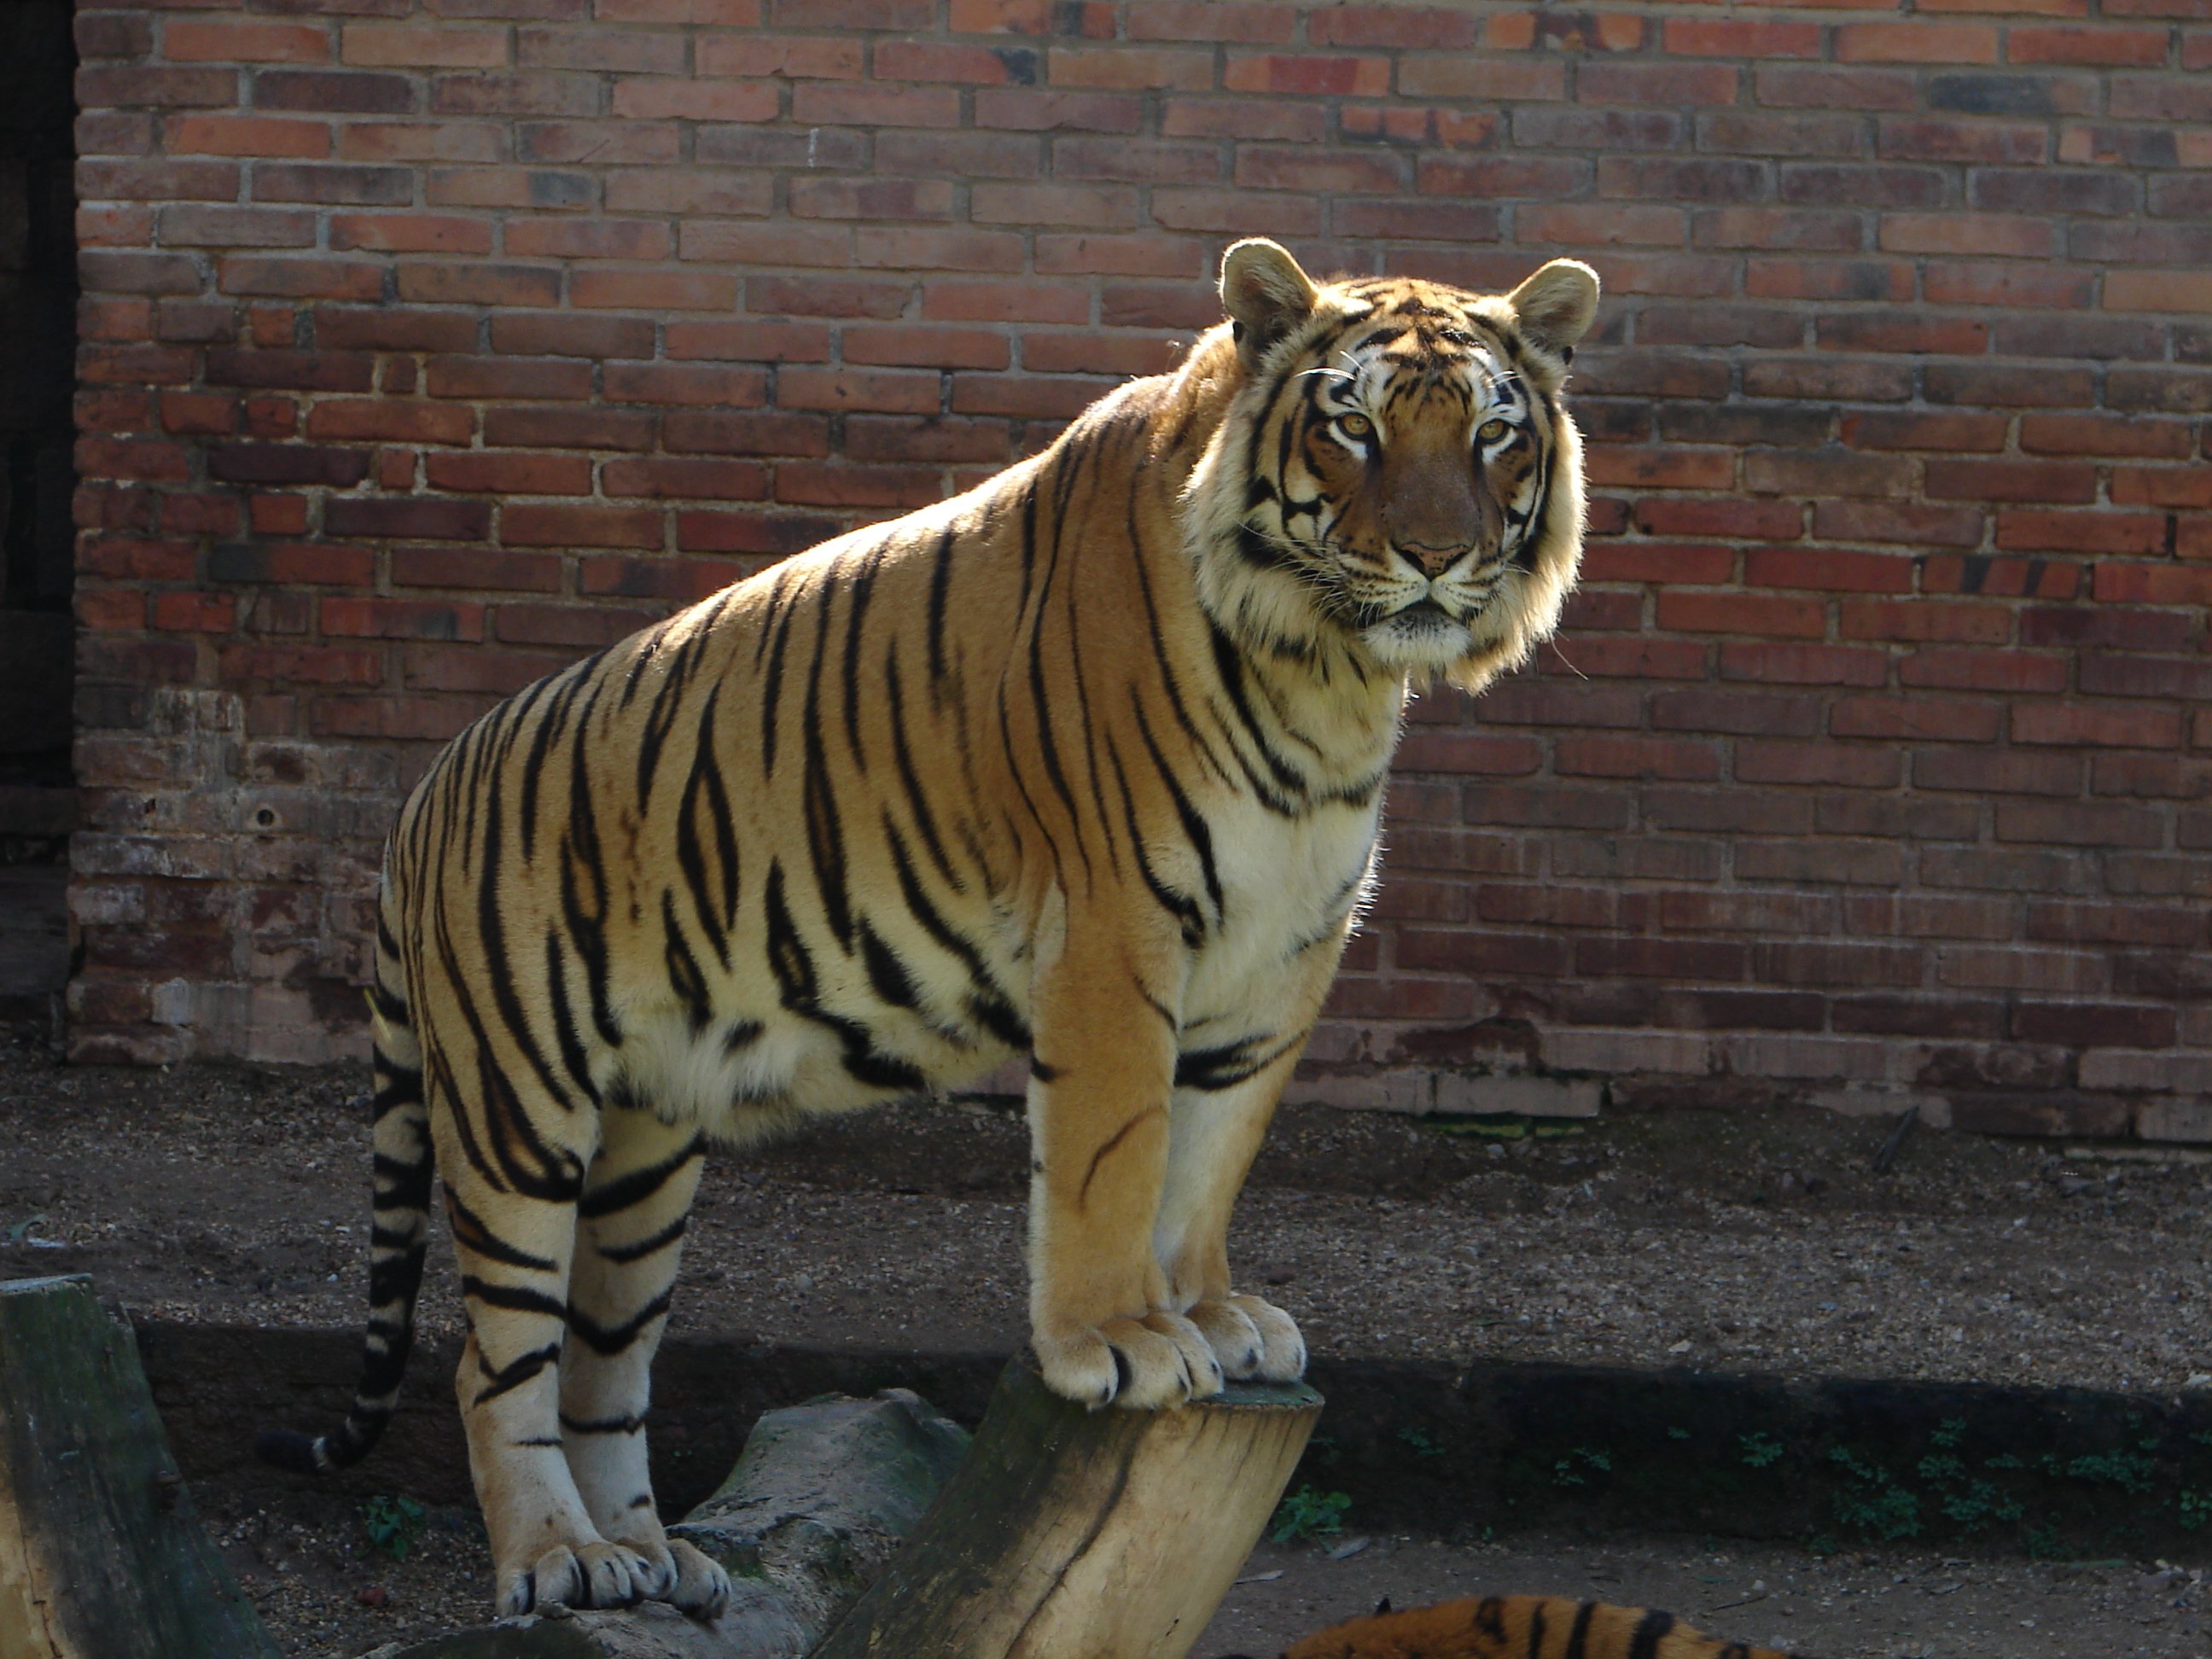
187 1479 2212 1659
3 1034 2209 1393
9 1029 2212 1655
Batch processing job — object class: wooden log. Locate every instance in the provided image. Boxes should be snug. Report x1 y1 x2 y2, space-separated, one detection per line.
812 1359 1324 1659
369 1388 971 1659
0 1275 280 1659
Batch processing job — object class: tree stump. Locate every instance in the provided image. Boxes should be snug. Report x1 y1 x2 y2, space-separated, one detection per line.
0 1275 280 1659
813 1359 1324 1659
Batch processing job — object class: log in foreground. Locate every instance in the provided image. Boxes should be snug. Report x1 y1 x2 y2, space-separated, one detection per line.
0 1275 280 1659
384 1359 1320 1659
814 1359 1324 1659
372 1388 971 1659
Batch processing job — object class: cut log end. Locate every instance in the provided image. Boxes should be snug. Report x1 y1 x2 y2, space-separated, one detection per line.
814 1357 1326 1659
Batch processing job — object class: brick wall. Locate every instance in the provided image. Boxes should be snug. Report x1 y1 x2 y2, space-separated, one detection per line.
68 0 2212 1139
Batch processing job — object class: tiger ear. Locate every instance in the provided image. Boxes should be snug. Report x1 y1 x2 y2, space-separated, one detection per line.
1507 258 1600 361
1220 238 1318 367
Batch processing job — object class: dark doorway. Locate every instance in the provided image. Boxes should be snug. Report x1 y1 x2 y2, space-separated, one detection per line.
0 0 78 1025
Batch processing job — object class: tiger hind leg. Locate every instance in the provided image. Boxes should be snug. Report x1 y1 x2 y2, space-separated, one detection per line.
560 1103 728 1620
437 1086 658 1617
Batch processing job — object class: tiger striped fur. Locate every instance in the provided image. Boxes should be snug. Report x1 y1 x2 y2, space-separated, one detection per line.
1254 1593 1800 1658
257 240 1598 1619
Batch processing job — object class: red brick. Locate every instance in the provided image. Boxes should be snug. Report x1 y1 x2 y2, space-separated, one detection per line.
1663 18 1822 55
2013 704 2183 748
1814 504 1986 555
1223 52 1388 96
600 458 771 500
501 504 663 549
323 497 492 542
1720 642 1890 687
1656 592 1826 638
1635 500 1803 540
696 35 864 78
778 368 940 415
1901 649 2069 694
425 453 593 495
1746 549 1915 593
1919 555 2081 600
2010 24 2172 64
165 20 331 64
2107 271 2212 314
1837 21 2000 60
1924 458 2098 504
1995 508 2170 556
321 597 486 641
329 212 493 255
481 406 659 451
572 271 738 312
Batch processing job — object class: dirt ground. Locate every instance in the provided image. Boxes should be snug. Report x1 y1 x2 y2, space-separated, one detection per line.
189 1479 2212 1659
4 1033 2209 1392
9 1028 2212 1655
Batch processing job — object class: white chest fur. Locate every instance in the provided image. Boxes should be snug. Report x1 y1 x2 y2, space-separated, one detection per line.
1182 789 1382 1037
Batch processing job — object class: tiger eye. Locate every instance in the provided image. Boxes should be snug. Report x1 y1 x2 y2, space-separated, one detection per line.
1477 418 1509 443
1337 412 1373 440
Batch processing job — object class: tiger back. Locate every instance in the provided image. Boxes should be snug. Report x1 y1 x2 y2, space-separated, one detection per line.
1267 1594 1802 1659
259 239 1600 1620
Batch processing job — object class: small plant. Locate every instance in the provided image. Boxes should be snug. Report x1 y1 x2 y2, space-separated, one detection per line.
1666 1426 1692 1442
2046 1447 2157 1496
1930 1417 1965 1450
2182 1489 2212 1533
1397 1426 1447 1462
1552 1446 1613 1487
1827 1447 1922 1542
1271 1485 1351 1544
362 1494 428 1561
1738 1432 1784 1470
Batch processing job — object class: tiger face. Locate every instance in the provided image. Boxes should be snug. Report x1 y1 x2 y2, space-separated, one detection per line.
1186 242 1598 696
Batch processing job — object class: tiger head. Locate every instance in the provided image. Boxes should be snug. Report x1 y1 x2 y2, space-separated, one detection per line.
1183 239 1598 696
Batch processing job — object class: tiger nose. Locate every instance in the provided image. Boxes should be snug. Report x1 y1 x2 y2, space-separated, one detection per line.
1399 540 1472 577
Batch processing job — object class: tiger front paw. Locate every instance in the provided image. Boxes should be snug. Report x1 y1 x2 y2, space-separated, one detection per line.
1033 1311 1225 1410
1189 1293 1305 1383
497 1539 657 1617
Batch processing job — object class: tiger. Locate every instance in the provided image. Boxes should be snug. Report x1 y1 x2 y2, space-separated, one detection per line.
257 238 1598 1620
1238 1594 1802 1659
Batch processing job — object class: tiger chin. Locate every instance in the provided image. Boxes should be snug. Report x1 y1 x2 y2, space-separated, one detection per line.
256 240 1598 1621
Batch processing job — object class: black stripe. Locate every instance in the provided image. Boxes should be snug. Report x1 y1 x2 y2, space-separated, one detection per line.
925 521 957 699
560 1411 645 1435
474 1340 562 1406
841 541 881 772
445 1190 557 1272
1105 734 1204 947
800 593 853 949
463 1276 568 1321
577 1138 701 1221
598 1213 687 1265
661 889 713 1037
1131 697 1225 927
1627 1609 1676 1659
858 918 922 1012
885 646 963 894
1563 1601 1598 1659
567 1287 674 1356
676 684 739 970
759 575 800 778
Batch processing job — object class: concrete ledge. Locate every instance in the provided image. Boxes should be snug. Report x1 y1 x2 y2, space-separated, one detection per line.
143 1322 2212 1559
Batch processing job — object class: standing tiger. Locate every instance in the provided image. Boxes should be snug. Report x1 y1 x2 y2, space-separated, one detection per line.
259 240 1598 1619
